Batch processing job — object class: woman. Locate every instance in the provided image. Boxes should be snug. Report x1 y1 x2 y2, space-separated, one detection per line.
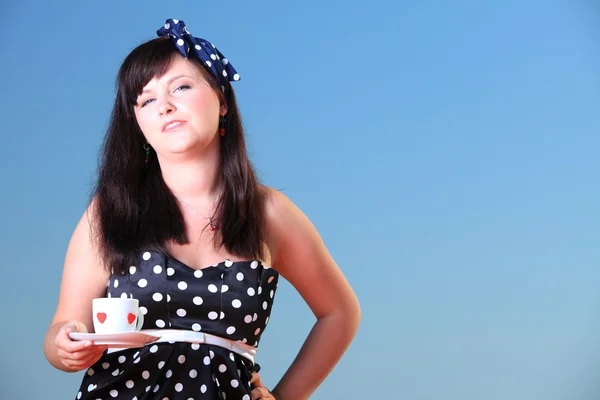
43 19 361 400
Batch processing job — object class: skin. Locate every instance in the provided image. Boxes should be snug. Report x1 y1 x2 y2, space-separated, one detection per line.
44 54 361 400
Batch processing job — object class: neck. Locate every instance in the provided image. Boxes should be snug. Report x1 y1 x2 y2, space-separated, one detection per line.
157 150 221 204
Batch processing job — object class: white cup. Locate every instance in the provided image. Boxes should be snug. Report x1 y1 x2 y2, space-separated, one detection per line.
92 298 144 334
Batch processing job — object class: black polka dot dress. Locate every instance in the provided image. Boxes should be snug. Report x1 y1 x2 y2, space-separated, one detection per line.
75 251 279 400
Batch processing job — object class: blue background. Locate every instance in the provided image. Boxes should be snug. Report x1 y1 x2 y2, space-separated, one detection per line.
1 1 599 399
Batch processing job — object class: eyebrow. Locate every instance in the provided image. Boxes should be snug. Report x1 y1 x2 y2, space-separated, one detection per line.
141 74 193 94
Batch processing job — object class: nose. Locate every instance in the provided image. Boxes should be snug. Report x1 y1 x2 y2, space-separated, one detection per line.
158 99 176 115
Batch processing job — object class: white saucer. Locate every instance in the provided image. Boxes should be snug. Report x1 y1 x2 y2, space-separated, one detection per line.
69 331 160 348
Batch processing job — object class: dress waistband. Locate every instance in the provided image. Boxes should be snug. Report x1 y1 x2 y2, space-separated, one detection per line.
107 329 257 363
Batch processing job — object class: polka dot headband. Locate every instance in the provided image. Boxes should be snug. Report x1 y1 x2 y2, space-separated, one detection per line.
156 19 240 92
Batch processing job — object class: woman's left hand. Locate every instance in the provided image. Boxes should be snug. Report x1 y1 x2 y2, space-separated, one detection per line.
250 371 278 399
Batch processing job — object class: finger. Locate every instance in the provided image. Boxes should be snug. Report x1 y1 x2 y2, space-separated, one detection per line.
251 386 272 400
250 371 263 387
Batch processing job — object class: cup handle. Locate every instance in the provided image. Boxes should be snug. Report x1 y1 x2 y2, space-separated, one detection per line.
135 309 144 331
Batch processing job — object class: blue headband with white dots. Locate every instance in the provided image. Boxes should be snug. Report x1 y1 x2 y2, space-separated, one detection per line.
157 19 240 92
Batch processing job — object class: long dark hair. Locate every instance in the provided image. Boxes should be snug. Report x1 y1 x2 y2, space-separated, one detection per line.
91 38 265 274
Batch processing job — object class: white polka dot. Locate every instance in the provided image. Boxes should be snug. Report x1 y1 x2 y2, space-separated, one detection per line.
145 386 150 392
158 361 165 369
178 281 187 290
215 377 220 386
178 355 186 364
208 284 218 293
120 292 128 299
265 316 269 325
242 338 247 343
221 284 229 293
203 356 210 365
254 328 261 335
153 265 162 274
231 379 239 388
253 313 258 322
243 395 250 400
232 299 241 308
155 319 165 328
262 301 268 310
87 368 95 376
153 293 163 302
143 252 151 260
224 259 233 267
233 74 240 81
167 294 171 302
129 266 136 274
210 54 216 60
218 364 227 373
173 19 179 23
87 384 96 392
270 290 274 298
258 287 263 295
193 296 203 305
223 58 229 65
167 268 175 276
164 23 170 29
247 288 255 296
189 369 198 378
229 353 235 361
110 389 119 398
175 383 183 392
150 345 158 353
102 362 110 369
194 269 203 278
195 44 201 50
113 279 119 288
210 350 215 358
208 311 218 320
153 384 160 392
77 391 82 399
112 368 120 376
268 276 275 284
191 343 200 350
140 306 148 315
138 279 148 288
133 357 140 364
206 61 212 67
236 272 244 281
126 380 134 388
177 39 184 47
226 326 236 334
201 384 207 393
244 315 252 323
142 371 150 379
177 308 187 317
166 370 173 378
118 355 126 363
220 311 225 319
192 323 201 331
222 70 228 77
250 261 258 269
134 351 140 358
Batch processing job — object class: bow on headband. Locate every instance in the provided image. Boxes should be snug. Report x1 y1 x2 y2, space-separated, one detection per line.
157 19 240 92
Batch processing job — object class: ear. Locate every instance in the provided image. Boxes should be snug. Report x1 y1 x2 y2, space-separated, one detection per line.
220 103 228 116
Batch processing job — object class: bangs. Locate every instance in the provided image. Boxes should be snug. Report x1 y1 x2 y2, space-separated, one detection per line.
117 38 178 108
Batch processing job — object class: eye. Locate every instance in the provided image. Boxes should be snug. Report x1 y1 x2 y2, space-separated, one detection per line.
140 98 155 107
175 85 191 92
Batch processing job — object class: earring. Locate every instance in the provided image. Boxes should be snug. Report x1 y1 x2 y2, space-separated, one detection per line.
143 143 150 167
219 115 227 136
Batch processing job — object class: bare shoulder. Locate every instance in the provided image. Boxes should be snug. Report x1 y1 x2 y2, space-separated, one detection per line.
259 185 360 319
50 198 111 330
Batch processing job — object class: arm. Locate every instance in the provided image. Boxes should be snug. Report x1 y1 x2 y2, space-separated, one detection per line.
43 203 111 372
264 188 361 400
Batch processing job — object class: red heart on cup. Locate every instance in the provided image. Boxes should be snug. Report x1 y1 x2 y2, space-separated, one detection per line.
97 312 107 323
127 313 136 324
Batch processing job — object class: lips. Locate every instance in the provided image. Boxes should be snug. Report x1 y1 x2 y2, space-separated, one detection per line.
162 120 186 132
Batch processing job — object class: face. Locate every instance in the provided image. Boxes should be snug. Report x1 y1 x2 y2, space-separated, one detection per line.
134 55 227 157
